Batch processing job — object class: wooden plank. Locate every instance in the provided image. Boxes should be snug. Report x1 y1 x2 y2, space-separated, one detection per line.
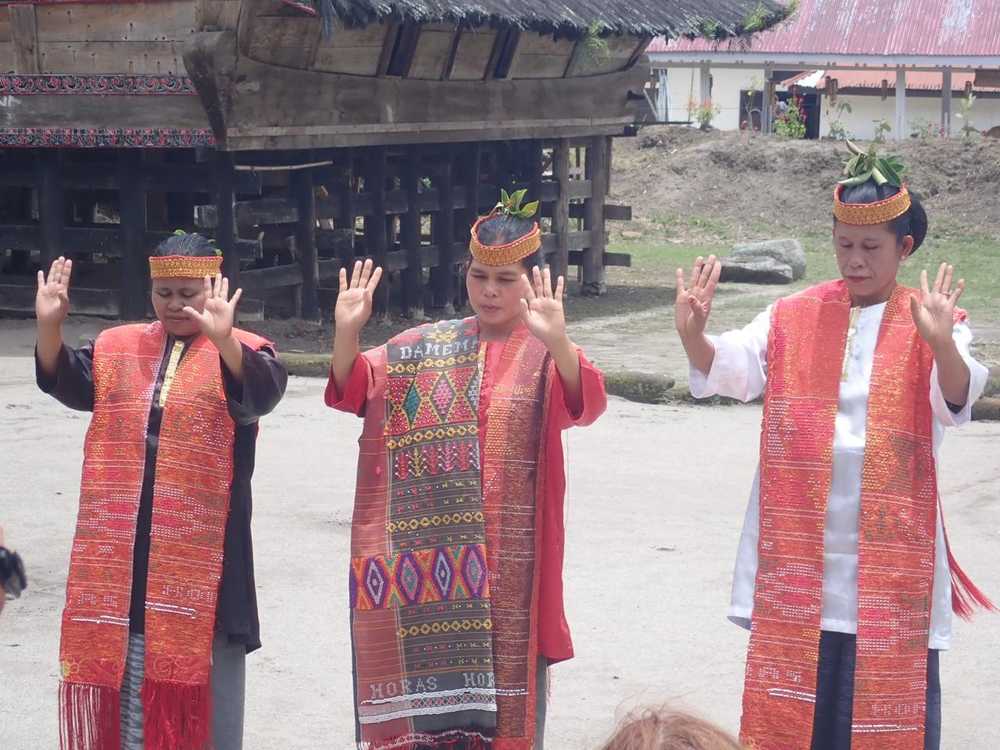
0 11 11 42
0 283 119 316
0 224 255 258
39 41 185 75
408 25 454 80
448 28 495 80
197 0 242 30
312 24 385 75
292 168 319 319
567 249 629 267
0 41 13 69
565 34 639 77
375 21 399 77
244 17 320 68
0 90 209 130
509 34 573 80
35 3 197 42
571 202 629 221
9 5 40 74
118 149 148 319
550 138 570 282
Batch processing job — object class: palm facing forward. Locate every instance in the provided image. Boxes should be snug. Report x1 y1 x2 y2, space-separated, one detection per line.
520 266 567 349
910 263 964 350
336 259 382 335
183 274 243 344
36 257 73 326
675 255 721 340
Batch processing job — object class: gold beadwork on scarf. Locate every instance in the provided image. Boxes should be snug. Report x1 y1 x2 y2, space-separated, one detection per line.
149 255 222 279
833 184 911 226
159 340 186 407
842 306 860 382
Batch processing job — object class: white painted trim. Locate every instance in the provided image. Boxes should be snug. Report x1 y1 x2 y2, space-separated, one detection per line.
648 52 1000 72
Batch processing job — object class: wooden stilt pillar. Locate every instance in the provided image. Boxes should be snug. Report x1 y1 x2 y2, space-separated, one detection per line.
551 138 570 285
37 150 64 269
118 149 148 319
364 146 389 315
582 136 608 296
432 151 455 312
292 169 319 320
337 151 356 274
401 147 424 318
213 151 240 291
458 142 482 309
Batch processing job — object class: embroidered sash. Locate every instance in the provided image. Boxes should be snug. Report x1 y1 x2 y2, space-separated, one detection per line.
350 318 549 750
740 281 984 750
59 322 268 750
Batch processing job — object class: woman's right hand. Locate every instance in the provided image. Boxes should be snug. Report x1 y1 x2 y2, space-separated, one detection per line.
36 257 72 328
335 259 382 335
675 255 721 340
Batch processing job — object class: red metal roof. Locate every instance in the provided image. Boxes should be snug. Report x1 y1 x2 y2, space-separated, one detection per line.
648 0 1000 57
784 70 1000 91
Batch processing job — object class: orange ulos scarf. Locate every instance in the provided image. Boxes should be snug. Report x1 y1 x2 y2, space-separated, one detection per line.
740 280 991 750
59 321 267 750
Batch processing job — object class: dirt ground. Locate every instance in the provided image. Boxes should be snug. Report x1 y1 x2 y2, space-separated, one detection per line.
2 358 999 750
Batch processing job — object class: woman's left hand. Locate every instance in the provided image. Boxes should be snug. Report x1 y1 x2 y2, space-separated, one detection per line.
910 262 964 351
184 274 243 345
520 266 568 350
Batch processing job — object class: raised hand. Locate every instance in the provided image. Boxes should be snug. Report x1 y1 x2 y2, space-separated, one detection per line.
36 257 73 327
910 263 965 351
335 259 382 335
675 255 721 341
183 274 242 344
520 266 568 350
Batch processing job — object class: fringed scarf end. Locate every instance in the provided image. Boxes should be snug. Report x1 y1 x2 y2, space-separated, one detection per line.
59 681 121 750
948 545 997 620
141 678 212 750
361 732 492 750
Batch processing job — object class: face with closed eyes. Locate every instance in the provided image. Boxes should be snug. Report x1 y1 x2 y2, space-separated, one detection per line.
465 259 531 337
150 277 206 336
833 221 913 306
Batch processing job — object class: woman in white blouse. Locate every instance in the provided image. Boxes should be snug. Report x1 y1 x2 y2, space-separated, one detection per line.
674 151 989 750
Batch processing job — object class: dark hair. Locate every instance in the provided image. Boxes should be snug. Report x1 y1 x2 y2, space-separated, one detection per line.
837 182 928 252
153 232 217 257
474 213 543 270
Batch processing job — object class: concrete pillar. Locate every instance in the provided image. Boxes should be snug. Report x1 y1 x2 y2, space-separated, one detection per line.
657 68 669 122
699 62 711 107
941 68 953 137
761 65 774 135
894 68 906 141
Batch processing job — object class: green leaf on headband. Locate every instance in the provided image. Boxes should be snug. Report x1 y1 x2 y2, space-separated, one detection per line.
173 228 187 236
517 200 539 219
837 142 906 188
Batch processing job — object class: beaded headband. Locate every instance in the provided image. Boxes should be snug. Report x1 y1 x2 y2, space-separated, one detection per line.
469 212 542 266
833 183 911 226
149 255 223 279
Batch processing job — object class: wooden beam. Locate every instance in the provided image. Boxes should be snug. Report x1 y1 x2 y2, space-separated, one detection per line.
9 4 40 74
551 138 570 282
442 27 462 81
400 147 424 318
118 150 148 319
213 151 240 289
363 146 389 314
582 135 607 295
431 152 455 311
35 150 63 268
375 21 400 77
0 283 119 317
291 168 319 320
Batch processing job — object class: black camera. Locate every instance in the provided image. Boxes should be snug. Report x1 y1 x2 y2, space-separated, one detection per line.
0 547 27 599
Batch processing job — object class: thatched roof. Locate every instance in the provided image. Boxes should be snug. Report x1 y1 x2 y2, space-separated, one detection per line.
310 0 790 39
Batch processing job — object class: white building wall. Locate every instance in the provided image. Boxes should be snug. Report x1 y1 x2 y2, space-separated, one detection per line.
662 64 1000 138
823 93 1000 140
664 66 766 130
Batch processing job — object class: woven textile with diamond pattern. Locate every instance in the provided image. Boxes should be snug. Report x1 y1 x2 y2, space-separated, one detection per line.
349 317 549 750
740 280 987 750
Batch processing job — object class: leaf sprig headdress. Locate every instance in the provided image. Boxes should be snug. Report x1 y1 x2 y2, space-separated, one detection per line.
495 188 540 220
833 141 911 226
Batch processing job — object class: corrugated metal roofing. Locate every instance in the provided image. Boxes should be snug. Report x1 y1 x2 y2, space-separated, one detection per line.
649 0 1000 56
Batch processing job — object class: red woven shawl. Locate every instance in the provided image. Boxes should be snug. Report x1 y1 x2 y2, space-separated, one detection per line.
59 322 266 750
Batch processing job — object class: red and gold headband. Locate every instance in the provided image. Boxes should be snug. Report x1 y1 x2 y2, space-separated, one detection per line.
469 212 542 267
149 255 223 279
833 183 911 226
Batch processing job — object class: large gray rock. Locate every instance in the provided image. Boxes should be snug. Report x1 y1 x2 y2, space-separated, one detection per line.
719 257 795 284
720 238 806 285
